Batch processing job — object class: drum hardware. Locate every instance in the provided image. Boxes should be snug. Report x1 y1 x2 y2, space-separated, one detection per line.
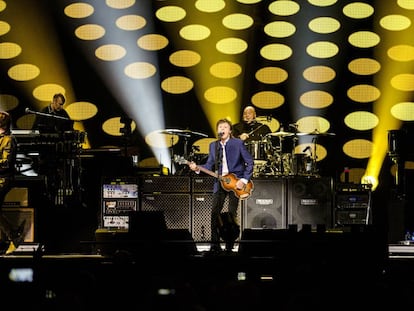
265 129 297 175
247 128 336 178
266 131 294 137
295 130 337 176
296 130 336 136
247 123 266 136
159 129 208 174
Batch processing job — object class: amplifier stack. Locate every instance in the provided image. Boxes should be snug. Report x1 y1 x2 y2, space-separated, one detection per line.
334 183 372 226
99 175 341 242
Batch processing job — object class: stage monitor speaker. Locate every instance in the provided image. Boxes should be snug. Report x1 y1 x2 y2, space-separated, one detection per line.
163 229 198 257
141 193 191 230
128 210 167 239
243 178 286 229
287 177 333 229
239 228 290 257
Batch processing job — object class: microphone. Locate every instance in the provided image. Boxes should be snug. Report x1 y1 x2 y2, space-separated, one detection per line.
218 132 224 137
24 107 70 120
302 146 311 153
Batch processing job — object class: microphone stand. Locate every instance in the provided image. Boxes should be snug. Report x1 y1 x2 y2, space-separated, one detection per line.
215 138 221 180
25 108 70 121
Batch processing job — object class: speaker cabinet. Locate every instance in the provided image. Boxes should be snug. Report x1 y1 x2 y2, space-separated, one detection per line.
243 178 286 229
192 176 215 192
141 194 191 230
287 177 333 229
192 194 239 242
140 176 190 193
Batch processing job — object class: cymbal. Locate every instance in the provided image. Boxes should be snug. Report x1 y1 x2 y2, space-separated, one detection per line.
162 129 208 137
297 131 336 136
267 131 294 137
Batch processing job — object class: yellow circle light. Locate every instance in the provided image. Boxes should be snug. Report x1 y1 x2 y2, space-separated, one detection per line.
170 50 201 67
124 62 156 79
138 34 169 51
343 2 374 19
222 13 254 30
391 73 414 91
303 66 335 83
64 2 94 18
348 31 380 48
251 91 284 109
204 86 237 104
0 42 21 59
210 62 242 79
296 116 331 134
380 14 411 31
75 24 105 40
216 37 248 55
343 139 372 159
306 41 339 58
95 44 126 61
300 90 333 108
161 76 194 94
180 24 211 41
348 58 381 75
260 44 292 61
8 64 40 81
116 15 146 31
344 111 379 130
347 84 380 103
391 102 414 121
256 67 288 84
269 1 300 16
156 6 186 22
308 17 340 34
264 21 296 38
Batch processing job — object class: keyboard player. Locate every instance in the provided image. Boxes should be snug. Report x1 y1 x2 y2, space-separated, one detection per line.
32 93 74 133
30 93 77 205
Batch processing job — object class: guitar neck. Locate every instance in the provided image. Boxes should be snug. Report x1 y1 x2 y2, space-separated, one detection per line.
197 166 219 179
178 157 220 179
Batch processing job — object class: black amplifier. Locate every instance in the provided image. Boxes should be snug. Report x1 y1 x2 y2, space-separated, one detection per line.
336 193 370 209
335 210 369 225
335 191 371 226
192 176 215 193
140 176 190 193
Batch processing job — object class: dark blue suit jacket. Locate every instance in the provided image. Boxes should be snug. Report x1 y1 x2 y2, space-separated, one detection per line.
201 137 254 193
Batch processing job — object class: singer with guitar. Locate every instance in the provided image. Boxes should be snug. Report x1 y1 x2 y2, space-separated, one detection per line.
188 118 254 253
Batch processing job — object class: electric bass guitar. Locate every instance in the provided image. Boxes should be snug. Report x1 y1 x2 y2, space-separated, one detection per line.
174 155 254 199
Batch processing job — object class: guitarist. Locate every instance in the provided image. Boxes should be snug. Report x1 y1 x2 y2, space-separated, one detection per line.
189 119 254 253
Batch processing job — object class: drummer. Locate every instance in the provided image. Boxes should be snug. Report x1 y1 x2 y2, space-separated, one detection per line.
232 106 271 142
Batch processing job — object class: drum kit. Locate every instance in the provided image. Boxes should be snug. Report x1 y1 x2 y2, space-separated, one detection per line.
245 129 336 178
158 127 335 178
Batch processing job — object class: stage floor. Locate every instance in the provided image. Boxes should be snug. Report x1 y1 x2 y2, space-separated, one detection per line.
3 242 414 309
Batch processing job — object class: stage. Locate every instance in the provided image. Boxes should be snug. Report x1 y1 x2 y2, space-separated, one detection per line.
2 172 412 308
2 230 414 310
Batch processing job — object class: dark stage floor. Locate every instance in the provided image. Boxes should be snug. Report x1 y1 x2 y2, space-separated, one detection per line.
3 231 414 310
